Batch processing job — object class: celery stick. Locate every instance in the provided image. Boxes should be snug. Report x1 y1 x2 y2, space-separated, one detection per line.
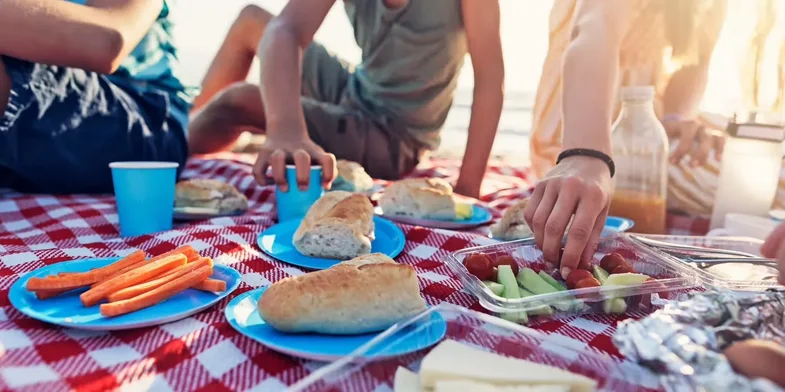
517 268 572 312
482 281 504 296
538 271 567 291
497 265 528 323
518 289 553 316
593 266 627 314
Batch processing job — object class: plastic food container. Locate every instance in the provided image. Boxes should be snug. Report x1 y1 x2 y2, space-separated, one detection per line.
632 234 780 291
444 234 701 320
288 304 661 392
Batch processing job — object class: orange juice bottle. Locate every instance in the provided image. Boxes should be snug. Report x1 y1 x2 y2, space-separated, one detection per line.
608 86 668 234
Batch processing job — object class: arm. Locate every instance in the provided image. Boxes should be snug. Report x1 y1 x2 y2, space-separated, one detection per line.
0 0 162 74
561 0 634 155
257 0 334 138
454 0 504 199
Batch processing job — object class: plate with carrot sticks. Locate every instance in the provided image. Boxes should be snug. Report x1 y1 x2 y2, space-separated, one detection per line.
9 245 241 330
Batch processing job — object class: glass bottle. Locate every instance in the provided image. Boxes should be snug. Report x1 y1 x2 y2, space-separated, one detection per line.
608 86 668 234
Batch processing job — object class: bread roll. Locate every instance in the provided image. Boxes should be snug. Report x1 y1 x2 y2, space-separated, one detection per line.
175 179 248 214
379 178 457 220
259 253 427 334
491 198 533 240
293 191 374 259
331 160 375 193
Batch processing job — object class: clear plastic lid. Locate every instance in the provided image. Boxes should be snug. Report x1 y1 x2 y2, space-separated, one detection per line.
288 304 661 392
444 233 701 319
631 234 781 291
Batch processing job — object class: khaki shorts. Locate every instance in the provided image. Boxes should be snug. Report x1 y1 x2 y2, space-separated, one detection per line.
300 43 421 180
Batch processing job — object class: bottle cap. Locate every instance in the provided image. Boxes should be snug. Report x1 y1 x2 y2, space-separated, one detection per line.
620 86 655 101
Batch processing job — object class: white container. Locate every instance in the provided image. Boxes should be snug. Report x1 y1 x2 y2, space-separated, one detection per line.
706 213 777 240
710 123 784 229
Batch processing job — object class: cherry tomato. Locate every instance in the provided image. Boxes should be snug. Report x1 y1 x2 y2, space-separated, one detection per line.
610 264 636 275
600 253 628 272
464 253 494 280
566 269 594 290
574 277 601 289
494 255 520 276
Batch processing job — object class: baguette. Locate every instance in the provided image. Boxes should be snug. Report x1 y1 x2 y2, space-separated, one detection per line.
379 178 457 220
490 198 534 241
175 179 248 214
331 160 374 193
293 191 374 260
258 253 427 335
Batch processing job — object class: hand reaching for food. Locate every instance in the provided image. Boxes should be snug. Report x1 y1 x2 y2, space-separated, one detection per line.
524 156 612 279
664 117 726 167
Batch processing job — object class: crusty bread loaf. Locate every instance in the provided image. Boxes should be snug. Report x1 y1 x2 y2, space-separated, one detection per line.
379 178 457 220
293 191 374 259
258 253 427 334
490 198 533 240
331 160 375 193
175 179 248 214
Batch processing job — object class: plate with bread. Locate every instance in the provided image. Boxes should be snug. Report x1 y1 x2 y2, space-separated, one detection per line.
329 159 383 195
258 191 405 270
173 179 249 221
376 178 493 230
225 254 447 361
10 245 241 330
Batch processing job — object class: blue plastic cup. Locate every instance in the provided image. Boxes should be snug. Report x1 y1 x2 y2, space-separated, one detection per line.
276 165 324 222
109 162 179 237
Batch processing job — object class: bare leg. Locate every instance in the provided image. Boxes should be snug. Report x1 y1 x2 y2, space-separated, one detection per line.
191 5 273 112
188 82 267 154
0 60 10 114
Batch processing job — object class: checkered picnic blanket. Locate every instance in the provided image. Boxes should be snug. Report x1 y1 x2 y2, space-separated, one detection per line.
0 153 705 391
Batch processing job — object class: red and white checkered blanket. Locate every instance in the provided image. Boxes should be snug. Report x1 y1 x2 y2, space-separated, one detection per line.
0 153 705 391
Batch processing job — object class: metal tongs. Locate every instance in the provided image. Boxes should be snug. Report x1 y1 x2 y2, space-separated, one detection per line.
628 234 778 269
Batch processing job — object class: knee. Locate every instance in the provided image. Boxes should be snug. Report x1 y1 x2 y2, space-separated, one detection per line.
0 60 9 112
214 82 262 115
237 4 273 30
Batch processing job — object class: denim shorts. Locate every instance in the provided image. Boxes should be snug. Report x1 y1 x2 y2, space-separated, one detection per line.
0 56 189 194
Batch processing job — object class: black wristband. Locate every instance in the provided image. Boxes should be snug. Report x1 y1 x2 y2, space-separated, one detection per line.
556 149 615 178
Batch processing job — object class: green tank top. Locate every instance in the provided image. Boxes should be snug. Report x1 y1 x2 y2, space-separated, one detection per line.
344 0 467 149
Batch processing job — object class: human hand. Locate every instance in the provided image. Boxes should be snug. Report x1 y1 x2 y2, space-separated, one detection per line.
760 222 785 285
664 117 726 167
252 134 336 192
523 156 612 279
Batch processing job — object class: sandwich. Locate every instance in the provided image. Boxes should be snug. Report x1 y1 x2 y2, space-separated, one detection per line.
293 191 374 259
258 253 427 334
175 179 248 214
490 198 533 240
379 178 473 221
330 160 375 193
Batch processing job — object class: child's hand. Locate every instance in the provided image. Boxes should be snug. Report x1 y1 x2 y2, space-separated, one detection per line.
761 222 785 285
252 135 336 192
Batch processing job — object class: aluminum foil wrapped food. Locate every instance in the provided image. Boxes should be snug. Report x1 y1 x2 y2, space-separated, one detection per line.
613 289 785 392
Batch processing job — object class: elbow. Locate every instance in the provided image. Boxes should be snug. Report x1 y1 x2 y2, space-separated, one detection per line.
86 27 126 74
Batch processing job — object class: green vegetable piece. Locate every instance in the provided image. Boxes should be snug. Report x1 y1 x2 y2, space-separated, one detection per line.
483 281 505 296
592 265 610 284
518 288 554 316
538 271 568 291
594 265 627 314
498 265 528 323
517 268 572 312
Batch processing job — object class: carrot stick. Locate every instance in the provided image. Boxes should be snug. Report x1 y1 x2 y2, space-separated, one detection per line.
192 279 226 293
107 258 213 302
90 245 197 288
27 250 146 291
100 265 213 317
80 254 187 307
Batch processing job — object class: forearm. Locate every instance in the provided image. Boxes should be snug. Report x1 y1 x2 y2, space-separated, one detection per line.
0 0 160 73
662 65 709 118
258 22 308 137
561 37 617 155
457 81 503 191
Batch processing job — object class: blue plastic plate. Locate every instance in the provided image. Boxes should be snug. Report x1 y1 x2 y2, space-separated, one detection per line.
603 216 635 234
9 258 241 331
257 216 405 270
225 287 446 362
374 205 493 230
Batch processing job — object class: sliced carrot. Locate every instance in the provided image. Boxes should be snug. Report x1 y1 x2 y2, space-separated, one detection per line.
34 289 72 300
80 254 186 307
100 265 213 317
192 279 226 293
27 250 146 291
107 258 213 302
90 245 197 288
